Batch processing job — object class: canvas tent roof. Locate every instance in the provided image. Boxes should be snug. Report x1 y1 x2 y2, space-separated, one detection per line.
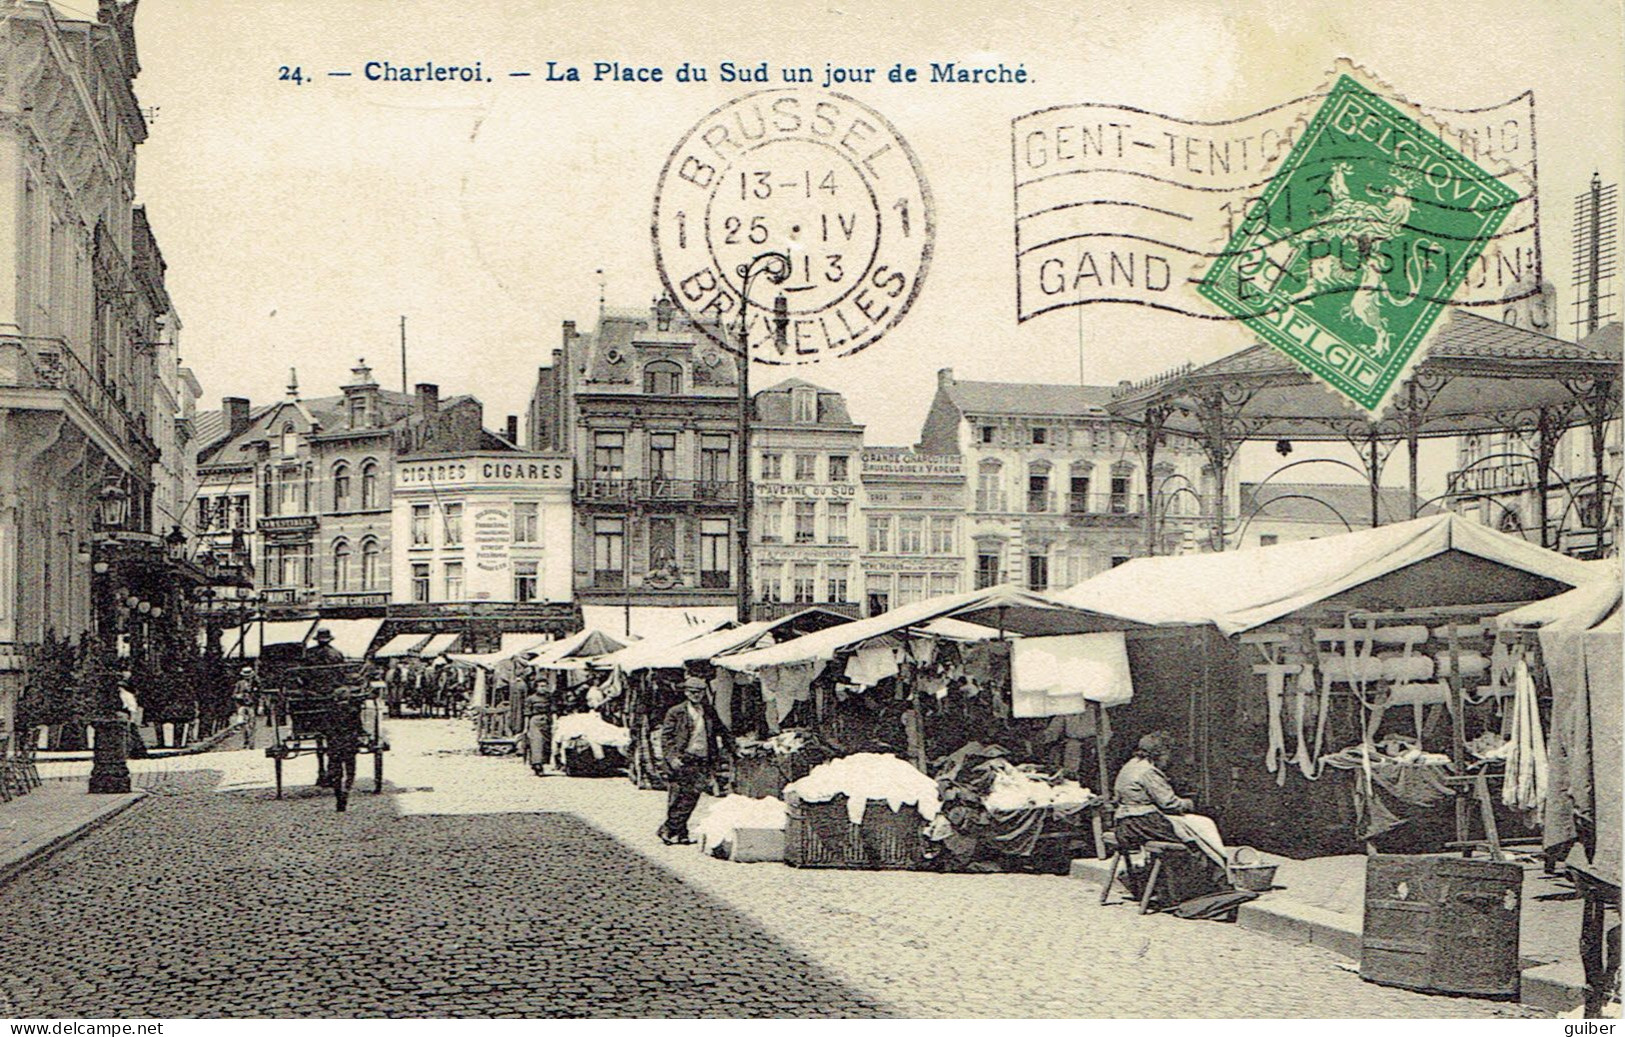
1058 513 1598 635
528 627 634 670
716 586 1125 673
580 605 735 644
604 609 855 672
1495 562 1621 633
374 634 432 658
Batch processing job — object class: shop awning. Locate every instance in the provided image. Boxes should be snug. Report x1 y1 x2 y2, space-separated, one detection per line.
227 619 317 658
417 633 461 658
314 618 384 660
374 633 432 659
603 609 857 672
1059 513 1598 635
716 586 1123 674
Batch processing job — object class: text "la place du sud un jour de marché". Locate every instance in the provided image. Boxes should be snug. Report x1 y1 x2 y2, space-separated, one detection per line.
296 60 1030 86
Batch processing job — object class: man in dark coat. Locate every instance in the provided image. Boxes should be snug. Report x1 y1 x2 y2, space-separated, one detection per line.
324 690 365 811
656 675 735 845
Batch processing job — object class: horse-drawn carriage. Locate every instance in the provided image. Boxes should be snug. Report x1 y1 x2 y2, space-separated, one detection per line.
261 646 388 800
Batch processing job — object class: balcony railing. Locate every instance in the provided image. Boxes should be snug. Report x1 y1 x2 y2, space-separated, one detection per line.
1446 462 1539 496
1066 492 1147 516
577 477 739 503
0 336 157 460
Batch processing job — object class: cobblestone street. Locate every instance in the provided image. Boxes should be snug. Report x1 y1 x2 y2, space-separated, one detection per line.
2 719 1544 1019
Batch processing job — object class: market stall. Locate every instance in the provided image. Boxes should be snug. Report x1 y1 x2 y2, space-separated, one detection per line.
1496 569 1621 1016
700 587 1140 868
1058 513 1599 857
596 608 852 791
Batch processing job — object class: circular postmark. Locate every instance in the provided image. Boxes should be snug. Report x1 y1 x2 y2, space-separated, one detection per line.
652 88 934 363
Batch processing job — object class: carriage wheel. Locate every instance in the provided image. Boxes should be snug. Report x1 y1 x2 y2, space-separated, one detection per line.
274 756 283 799
374 750 384 793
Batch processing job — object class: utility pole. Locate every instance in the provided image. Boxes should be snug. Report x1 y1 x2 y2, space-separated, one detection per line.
400 315 408 395
732 254 791 624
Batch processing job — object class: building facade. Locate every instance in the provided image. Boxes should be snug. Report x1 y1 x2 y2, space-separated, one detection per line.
533 299 745 610
859 449 965 616
751 379 864 619
0 1 180 723
390 452 572 606
193 363 522 612
917 368 1229 592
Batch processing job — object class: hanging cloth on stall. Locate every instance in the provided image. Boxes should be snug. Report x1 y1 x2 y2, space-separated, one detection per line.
1255 663 1295 786
1492 657 1548 812
759 662 817 732
844 643 899 687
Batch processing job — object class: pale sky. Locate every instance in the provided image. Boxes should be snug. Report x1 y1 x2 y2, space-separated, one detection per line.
118 0 1623 498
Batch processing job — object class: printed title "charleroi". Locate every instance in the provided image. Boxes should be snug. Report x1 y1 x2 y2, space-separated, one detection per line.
360 61 1027 84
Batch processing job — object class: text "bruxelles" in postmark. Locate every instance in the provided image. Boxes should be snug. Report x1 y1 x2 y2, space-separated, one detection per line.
1197 74 1520 413
652 88 934 363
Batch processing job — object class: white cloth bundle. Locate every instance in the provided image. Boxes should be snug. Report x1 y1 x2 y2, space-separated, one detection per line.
1321 653 1434 683
1433 651 1489 677
786 752 941 823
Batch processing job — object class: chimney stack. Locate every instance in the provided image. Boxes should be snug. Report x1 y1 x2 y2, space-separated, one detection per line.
937 368 955 389
415 382 439 418
505 415 519 444
562 321 576 346
224 397 250 437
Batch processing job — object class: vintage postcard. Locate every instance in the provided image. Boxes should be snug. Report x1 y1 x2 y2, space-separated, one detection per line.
0 0 1620 1024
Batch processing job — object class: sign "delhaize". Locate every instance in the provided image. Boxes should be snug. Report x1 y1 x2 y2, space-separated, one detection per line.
397 458 569 486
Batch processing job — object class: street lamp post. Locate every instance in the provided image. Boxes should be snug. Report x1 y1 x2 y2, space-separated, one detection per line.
89 479 132 794
733 252 791 624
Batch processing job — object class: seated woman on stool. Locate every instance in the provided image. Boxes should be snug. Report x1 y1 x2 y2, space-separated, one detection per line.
1113 731 1230 879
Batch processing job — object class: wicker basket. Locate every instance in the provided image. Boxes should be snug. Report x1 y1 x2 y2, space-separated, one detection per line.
784 792 925 870
732 750 826 799
560 741 627 777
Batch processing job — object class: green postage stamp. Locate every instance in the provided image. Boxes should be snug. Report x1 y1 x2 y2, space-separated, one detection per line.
1197 73 1520 413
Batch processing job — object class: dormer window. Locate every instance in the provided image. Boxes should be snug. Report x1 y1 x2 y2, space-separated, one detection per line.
792 387 817 423
280 423 297 456
349 396 366 428
644 360 682 395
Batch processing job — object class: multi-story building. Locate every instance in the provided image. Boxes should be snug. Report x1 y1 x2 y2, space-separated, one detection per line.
390 451 572 606
1444 324 1624 559
917 368 1229 592
0 1 179 721
532 298 745 610
859 449 965 616
193 362 526 612
751 379 863 619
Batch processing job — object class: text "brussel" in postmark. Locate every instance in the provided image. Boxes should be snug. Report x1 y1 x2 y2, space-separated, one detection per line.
652 88 934 363
1197 74 1520 413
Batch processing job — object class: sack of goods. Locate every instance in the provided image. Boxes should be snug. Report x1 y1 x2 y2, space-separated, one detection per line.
692 794 789 860
551 712 631 760
980 759 1100 813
